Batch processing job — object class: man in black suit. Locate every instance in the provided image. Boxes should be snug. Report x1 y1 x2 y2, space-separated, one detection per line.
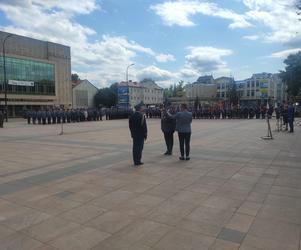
161 107 176 155
129 104 147 166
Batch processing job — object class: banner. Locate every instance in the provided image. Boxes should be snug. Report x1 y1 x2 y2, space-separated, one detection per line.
8 80 34 87
260 81 268 98
118 86 128 95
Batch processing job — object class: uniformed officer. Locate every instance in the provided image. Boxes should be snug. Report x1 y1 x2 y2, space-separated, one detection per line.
0 109 4 128
129 104 147 166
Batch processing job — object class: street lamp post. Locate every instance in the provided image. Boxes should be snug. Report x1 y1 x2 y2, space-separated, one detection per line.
126 63 134 83
2 34 13 122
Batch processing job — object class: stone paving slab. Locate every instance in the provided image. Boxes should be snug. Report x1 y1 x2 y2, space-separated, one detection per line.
0 118 300 250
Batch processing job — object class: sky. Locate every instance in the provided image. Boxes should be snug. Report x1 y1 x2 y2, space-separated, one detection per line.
0 0 301 88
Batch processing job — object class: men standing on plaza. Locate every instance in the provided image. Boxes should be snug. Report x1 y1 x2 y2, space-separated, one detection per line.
169 104 192 161
129 103 147 166
161 107 176 155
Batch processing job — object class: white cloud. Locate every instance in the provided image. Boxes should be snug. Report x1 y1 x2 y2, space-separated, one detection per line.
243 35 259 40
184 46 233 74
0 0 175 87
150 0 252 28
179 68 199 78
155 53 176 63
136 65 175 82
243 0 301 45
270 48 301 58
32 0 100 14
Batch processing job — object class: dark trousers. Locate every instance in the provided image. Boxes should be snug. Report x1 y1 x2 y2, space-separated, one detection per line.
164 132 174 153
289 120 294 132
178 132 191 157
132 137 144 164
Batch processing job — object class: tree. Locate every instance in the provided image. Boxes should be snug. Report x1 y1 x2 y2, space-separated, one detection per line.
71 73 80 83
175 80 185 97
94 83 118 108
228 83 239 106
194 96 200 109
280 51 301 98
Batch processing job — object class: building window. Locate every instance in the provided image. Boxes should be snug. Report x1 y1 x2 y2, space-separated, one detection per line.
0 56 55 96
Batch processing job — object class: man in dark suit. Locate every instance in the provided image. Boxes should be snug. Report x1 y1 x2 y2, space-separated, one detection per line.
129 104 147 166
161 107 176 155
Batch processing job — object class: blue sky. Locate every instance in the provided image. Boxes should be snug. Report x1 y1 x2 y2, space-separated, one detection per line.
0 0 300 87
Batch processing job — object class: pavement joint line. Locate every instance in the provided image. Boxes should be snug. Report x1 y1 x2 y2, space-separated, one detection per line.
0 152 129 197
0 152 114 178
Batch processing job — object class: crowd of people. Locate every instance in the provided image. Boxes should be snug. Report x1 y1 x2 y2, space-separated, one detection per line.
145 105 273 120
24 108 136 125
24 108 104 125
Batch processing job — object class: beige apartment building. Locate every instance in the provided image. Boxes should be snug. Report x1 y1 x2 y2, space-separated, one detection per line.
185 75 217 100
0 31 72 116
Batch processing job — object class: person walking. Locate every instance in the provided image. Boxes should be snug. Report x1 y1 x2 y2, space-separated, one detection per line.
129 104 147 166
170 104 192 160
161 107 176 155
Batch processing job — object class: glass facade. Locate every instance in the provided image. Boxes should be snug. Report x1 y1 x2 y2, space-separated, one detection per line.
0 56 55 95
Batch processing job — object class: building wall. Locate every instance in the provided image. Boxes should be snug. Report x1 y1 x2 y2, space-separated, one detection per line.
0 31 72 115
238 73 286 105
118 80 163 108
72 80 98 108
215 77 234 99
185 83 217 99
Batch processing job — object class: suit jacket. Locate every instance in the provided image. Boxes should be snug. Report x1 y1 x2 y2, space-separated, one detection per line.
129 111 147 139
174 111 192 133
161 111 176 133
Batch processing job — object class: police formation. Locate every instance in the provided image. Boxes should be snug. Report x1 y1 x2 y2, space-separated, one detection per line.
25 108 134 125
145 105 272 120
25 108 103 125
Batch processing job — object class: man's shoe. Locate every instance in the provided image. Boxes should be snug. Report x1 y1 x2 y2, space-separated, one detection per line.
164 152 169 155
185 157 190 161
179 157 185 160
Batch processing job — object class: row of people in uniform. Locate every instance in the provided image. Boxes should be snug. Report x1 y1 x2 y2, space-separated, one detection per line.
145 105 274 120
25 108 103 125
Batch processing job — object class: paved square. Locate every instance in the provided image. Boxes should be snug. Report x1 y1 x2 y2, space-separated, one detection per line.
0 118 300 250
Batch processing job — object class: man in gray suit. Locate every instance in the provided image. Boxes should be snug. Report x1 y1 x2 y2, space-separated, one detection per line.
169 103 192 160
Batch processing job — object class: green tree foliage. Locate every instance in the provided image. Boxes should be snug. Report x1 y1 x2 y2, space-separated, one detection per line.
280 51 301 97
94 82 118 108
194 96 200 109
228 83 239 105
163 80 186 105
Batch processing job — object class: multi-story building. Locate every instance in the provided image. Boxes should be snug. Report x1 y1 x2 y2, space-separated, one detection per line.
118 79 163 108
215 76 235 99
72 79 98 109
238 73 286 106
0 31 72 117
185 75 217 100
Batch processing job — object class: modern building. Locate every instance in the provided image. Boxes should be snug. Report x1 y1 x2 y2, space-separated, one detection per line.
0 31 72 117
118 79 163 108
238 73 286 106
72 79 98 109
